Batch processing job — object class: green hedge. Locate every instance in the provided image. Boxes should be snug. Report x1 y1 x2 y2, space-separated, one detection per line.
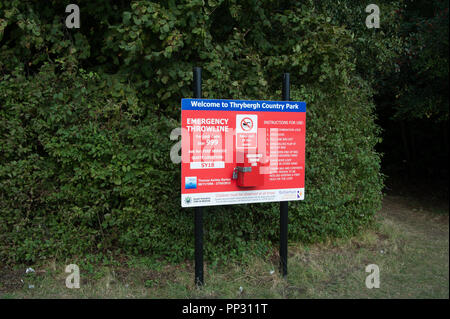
0 1 383 264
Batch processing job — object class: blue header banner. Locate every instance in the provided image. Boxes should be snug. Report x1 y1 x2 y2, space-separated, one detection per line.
181 98 306 113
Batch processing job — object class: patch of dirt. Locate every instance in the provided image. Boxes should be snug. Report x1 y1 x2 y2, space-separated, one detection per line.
0 268 24 293
112 265 179 288
380 195 449 239
380 195 449 226
287 286 307 295
113 268 129 284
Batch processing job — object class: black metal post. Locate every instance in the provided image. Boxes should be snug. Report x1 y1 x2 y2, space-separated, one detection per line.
280 73 290 278
193 67 204 287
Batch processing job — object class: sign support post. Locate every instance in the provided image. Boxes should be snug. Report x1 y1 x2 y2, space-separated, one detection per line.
280 73 290 278
193 67 204 287
184 69 305 285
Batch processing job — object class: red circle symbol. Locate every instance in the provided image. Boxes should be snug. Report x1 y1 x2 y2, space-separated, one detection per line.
240 117 253 131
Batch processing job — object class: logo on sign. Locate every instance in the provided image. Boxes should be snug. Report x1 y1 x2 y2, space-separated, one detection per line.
236 114 258 149
240 117 254 131
184 196 192 205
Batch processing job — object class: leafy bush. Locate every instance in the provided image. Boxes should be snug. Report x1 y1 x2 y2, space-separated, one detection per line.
0 1 383 264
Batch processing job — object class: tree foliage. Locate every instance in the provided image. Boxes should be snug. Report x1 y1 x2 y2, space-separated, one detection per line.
393 0 449 121
0 0 389 264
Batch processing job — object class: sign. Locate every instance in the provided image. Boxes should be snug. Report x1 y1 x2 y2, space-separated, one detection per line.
181 98 306 207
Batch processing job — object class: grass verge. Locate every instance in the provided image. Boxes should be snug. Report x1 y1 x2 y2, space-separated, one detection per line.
1 195 448 299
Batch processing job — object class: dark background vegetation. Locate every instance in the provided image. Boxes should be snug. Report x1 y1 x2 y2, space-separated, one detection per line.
0 0 448 265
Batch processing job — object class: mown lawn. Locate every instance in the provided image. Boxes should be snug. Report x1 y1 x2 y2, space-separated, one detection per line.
1 195 448 299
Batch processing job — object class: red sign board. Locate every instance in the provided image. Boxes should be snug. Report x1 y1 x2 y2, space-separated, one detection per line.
181 99 306 207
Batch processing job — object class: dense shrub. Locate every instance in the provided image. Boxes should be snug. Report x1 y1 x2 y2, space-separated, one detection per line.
0 1 383 264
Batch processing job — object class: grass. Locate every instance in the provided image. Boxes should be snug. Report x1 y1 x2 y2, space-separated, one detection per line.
1 195 448 299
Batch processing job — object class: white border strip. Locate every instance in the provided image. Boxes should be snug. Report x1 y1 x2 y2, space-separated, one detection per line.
182 188 304 207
